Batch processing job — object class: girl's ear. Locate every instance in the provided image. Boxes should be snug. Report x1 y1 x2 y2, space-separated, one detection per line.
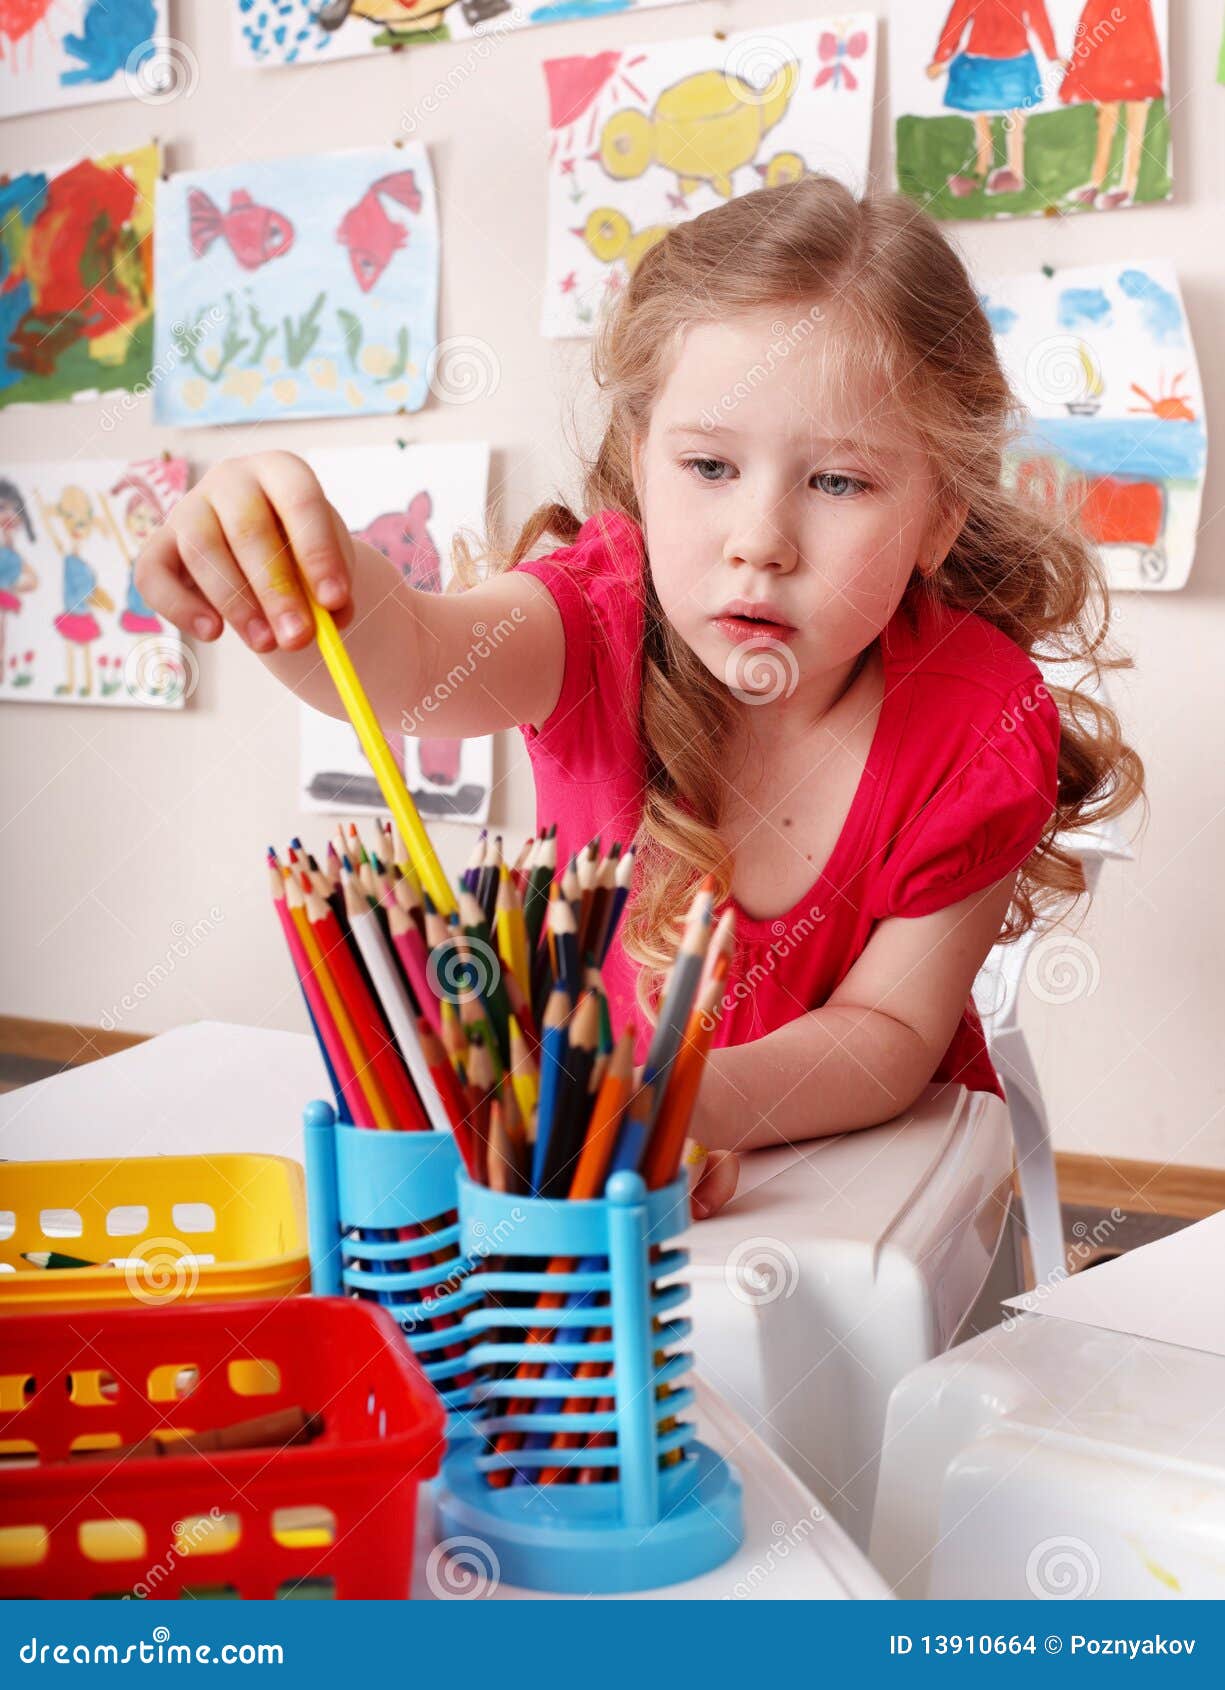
630 429 646 511
923 494 968 576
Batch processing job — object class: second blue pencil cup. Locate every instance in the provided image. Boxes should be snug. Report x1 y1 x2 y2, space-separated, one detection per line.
434 1169 743 1593
303 1100 481 1440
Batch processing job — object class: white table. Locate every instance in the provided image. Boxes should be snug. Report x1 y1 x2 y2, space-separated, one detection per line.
413 1376 890 1600
682 1084 1018 1548
871 1311 1225 1600
0 1021 890 1601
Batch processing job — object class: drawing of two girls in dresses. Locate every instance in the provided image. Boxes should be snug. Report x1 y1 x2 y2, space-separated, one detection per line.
0 460 182 700
926 0 1164 207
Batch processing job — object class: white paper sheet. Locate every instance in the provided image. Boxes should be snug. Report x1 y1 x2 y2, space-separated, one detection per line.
1004 1210 1225 1359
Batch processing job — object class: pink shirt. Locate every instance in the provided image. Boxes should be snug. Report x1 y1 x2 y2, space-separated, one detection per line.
514 510 1061 1102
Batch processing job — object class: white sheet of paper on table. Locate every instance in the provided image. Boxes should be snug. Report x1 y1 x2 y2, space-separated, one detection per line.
1004 1209 1225 1360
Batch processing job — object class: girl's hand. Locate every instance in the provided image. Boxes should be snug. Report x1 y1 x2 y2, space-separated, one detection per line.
132 451 356 656
925 60 946 78
685 1140 740 1221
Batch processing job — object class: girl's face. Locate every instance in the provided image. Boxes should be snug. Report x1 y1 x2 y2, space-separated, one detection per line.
632 305 949 714
0 501 18 539
129 500 157 541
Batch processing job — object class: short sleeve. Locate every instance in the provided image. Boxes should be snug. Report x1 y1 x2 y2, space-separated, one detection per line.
64 554 94 612
870 679 1061 920
511 510 645 767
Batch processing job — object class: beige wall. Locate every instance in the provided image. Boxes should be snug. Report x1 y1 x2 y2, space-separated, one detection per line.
2 0 1221 1169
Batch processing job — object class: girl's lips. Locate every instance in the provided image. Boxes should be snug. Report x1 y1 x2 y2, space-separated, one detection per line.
712 615 798 644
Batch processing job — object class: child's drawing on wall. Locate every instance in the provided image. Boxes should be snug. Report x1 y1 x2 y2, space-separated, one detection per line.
893 0 1170 219
37 485 115 698
0 455 190 709
1058 0 1164 209
0 480 39 688
926 0 1063 196
107 459 188 635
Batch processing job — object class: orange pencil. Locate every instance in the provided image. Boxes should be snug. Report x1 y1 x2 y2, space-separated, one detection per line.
287 871 390 1128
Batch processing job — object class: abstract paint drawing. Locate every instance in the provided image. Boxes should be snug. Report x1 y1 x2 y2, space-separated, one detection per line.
153 148 439 426
0 144 156 410
299 442 493 824
0 456 190 707
542 15 877 338
0 0 172 120
892 0 1171 221
983 260 1205 589
234 0 700 67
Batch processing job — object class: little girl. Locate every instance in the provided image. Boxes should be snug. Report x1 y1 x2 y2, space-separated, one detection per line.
134 176 1143 1219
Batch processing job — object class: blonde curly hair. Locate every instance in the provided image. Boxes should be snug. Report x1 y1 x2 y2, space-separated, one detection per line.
454 175 1145 1029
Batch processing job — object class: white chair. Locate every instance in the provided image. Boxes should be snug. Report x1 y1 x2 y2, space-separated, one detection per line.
974 636 1136 1289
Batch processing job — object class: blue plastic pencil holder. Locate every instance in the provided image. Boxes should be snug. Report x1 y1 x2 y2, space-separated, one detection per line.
302 1100 481 1440
435 1169 743 1593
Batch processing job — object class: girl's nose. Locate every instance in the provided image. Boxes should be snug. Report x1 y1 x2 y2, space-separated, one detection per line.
723 525 798 572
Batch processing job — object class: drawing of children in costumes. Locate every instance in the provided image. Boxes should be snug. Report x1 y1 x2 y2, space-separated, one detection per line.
1059 0 1164 208
0 478 39 686
37 485 115 699
926 0 1065 197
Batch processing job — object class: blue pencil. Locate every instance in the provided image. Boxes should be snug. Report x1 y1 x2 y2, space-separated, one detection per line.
530 987 572 1195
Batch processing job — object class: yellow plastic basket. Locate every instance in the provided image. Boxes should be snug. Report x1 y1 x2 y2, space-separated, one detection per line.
0 1154 309 1313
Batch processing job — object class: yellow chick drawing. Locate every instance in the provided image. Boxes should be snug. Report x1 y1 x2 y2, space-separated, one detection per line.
595 63 799 199
315 0 454 37
756 151 808 189
575 208 670 275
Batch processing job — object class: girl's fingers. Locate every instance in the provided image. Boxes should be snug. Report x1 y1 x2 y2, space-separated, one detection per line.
322 501 358 630
258 452 356 619
174 501 280 653
133 526 227 642
208 467 315 651
690 1149 740 1221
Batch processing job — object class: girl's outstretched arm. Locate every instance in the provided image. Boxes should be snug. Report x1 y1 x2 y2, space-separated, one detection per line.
691 874 1018 1154
262 542 567 741
134 450 566 741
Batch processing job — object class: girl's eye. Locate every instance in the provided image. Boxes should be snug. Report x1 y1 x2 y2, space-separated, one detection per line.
813 472 866 497
682 457 731 483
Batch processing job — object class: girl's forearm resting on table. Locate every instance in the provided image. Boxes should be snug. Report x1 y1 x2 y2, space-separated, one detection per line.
693 1004 934 1154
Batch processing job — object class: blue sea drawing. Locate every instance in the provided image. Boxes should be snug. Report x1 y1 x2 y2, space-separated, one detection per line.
1023 418 1206 483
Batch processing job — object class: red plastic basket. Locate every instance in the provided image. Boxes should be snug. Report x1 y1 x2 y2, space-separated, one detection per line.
0 1297 445 1600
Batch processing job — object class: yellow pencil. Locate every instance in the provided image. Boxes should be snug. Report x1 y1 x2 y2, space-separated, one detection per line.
307 595 456 918
496 865 531 1003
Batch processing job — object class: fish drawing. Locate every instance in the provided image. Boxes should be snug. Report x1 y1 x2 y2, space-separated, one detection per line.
336 171 422 293
188 188 295 270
